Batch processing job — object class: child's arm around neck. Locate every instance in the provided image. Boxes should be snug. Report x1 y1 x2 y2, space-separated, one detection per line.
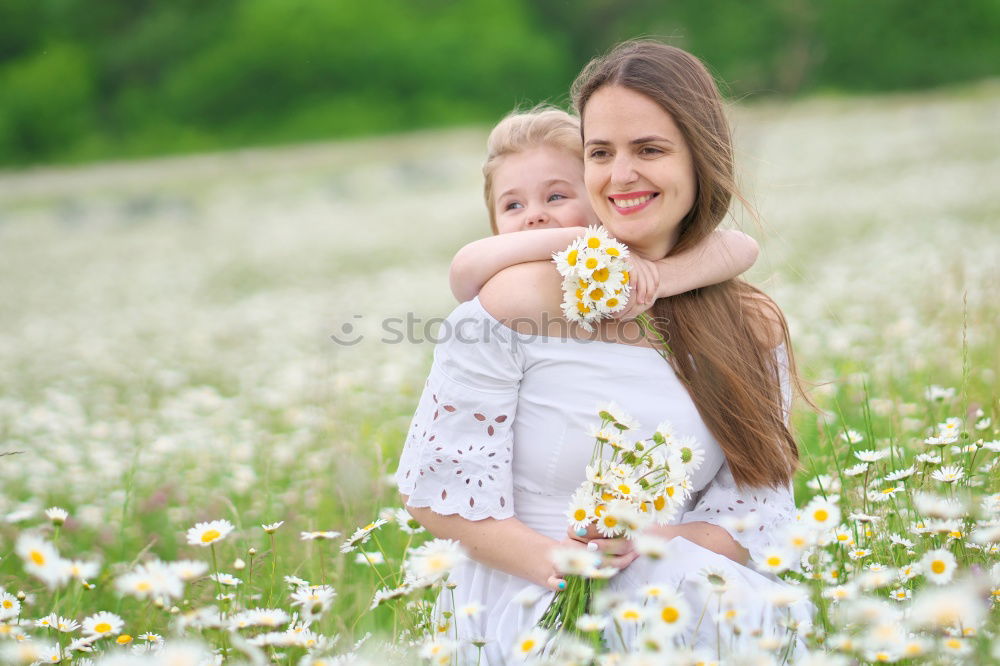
449 227 585 302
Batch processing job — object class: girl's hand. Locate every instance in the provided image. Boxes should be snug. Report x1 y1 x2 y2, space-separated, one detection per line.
614 255 660 320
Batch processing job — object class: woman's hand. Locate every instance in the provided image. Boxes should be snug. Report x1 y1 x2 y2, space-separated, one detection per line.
564 524 639 572
614 254 661 320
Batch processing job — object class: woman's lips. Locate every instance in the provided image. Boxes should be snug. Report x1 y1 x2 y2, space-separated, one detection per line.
608 192 658 215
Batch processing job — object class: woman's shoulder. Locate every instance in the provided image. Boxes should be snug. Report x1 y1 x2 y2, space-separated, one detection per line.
478 260 567 335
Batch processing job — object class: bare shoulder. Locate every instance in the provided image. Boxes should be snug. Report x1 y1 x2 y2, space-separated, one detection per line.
741 289 787 349
478 261 565 334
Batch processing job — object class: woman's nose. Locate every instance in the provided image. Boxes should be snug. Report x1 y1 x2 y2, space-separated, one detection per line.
610 154 638 186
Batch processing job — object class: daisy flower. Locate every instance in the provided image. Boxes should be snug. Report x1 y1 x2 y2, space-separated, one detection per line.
185 519 234 547
575 614 608 632
565 489 594 532
44 507 69 526
806 474 841 493
930 465 964 484
353 551 385 565
0 592 20 620
614 603 644 624
339 518 388 553
512 627 548 658
15 534 70 588
654 591 692 635
843 462 869 477
210 573 241 587
170 559 209 581
406 538 466 583
919 548 956 584
889 587 911 602
633 534 670 560
803 497 841 531
854 448 888 462
883 466 916 481
82 611 123 637
549 547 600 576
261 521 284 533
847 548 871 561
840 430 865 444
758 548 794 574
300 530 341 540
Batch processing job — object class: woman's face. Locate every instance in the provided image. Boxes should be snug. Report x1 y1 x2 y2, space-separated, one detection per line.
582 85 697 259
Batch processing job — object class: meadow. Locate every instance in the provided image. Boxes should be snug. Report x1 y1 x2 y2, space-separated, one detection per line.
0 82 997 664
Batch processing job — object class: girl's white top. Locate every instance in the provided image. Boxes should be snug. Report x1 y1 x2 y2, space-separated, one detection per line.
395 298 807 662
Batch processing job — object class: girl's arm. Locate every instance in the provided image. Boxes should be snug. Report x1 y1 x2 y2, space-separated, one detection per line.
619 229 759 319
449 227 585 302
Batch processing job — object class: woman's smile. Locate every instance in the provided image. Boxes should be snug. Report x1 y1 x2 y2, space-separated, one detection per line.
608 191 659 215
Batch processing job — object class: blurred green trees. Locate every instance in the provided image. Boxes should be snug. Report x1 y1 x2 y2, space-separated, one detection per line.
0 0 997 166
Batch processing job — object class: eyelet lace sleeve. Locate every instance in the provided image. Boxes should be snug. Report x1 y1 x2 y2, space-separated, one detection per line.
395 299 523 521
677 343 798 567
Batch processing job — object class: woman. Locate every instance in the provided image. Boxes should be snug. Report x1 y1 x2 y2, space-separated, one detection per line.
396 40 809 662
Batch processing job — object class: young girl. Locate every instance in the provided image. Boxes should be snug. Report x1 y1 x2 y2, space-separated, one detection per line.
449 106 760 313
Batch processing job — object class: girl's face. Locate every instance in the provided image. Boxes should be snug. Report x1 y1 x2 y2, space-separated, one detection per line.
491 146 600 234
582 85 697 259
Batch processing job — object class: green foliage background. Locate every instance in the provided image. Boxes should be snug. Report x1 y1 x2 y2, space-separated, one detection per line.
1 0 998 166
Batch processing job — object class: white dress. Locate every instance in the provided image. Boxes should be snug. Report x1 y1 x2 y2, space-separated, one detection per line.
396 298 810 663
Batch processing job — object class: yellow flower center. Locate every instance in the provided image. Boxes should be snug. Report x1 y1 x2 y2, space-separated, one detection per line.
30 550 45 566
520 639 536 652
813 509 828 522
116 635 132 644
94 622 112 634
621 271 629 284
622 609 640 620
607 247 619 256
661 607 680 623
766 556 782 567
201 530 221 543
567 250 578 266
653 496 666 511
666 486 675 497
617 484 631 495
606 298 619 307
1 601 11 609
573 508 587 521
944 639 961 649
585 257 599 269
603 516 618 528
587 237 600 249
592 268 609 282
595 504 605 517
930 560 946 574
590 288 604 300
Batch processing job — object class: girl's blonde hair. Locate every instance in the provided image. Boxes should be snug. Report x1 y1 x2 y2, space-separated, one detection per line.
482 106 582 234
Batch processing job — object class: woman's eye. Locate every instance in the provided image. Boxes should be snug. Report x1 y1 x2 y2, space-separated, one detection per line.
504 201 523 211
547 193 567 202
639 145 664 156
588 149 610 160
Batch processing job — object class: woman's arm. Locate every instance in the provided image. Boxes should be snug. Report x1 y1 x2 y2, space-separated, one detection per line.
404 499 558 589
619 229 759 318
449 227 585 302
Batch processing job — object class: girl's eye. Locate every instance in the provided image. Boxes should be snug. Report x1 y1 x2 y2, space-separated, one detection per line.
504 201 523 211
547 193 567 203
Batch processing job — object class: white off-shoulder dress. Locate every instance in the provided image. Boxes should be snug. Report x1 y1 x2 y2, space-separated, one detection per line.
396 299 810 662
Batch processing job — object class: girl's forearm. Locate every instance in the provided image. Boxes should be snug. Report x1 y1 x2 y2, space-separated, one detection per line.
404 501 558 586
449 227 585 302
656 229 759 298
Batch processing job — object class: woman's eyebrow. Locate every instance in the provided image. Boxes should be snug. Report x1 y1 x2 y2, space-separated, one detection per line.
584 136 676 146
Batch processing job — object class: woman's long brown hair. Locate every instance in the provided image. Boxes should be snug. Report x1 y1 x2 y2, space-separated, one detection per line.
573 40 800 489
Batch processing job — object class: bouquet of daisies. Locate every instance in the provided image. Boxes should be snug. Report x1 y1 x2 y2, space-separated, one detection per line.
552 226 632 331
537 404 704 637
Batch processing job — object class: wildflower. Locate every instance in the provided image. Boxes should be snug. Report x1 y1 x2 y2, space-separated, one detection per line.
847 548 871 561
575 614 608 632
843 462 869 477
597 402 638 430
889 534 914 549
300 530 341 540
633 533 670 560
758 548 794 574
15 534 70 588
0 593 20 620
700 567 730 593
614 603 644 624
513 627 548 658
66 559 100 582
406 539 466 583
261 521 284 533
170 559 209 581
549 547 600 576
803 497 840 531
854 448 888 462
209 572 240 587
915 452 942 464
82 611 124 637
185 519 234 547
339 518 388 553
117 560 184 600
390 508 425 534
883 466 915 481
919 549 956 584
653 591 691 635
419 639 458 664
565 489 594 532
889 587 911 601
353 551 385 565
290 585 337 618
925 385 955 401
44 507 69 526
940 636 971 656
841 430 865 444
930 465 964 484
806 474 841 493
